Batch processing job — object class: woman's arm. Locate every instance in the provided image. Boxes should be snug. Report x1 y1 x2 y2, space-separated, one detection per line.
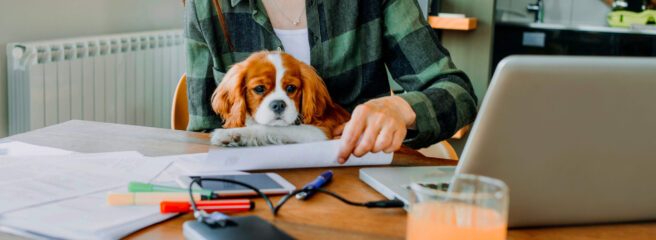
184 0 224 131
337 0 477 162
378 0 478 149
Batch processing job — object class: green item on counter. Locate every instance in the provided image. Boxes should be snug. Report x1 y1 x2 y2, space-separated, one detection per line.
128 181 213 196
608 10 656 28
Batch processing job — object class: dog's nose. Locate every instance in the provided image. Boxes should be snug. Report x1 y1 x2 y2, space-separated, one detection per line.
270 100 286 115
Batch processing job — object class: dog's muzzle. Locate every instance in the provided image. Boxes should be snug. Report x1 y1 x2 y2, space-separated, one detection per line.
270 100 286 115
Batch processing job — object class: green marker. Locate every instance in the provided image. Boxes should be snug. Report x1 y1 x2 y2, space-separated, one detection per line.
128 182 214 197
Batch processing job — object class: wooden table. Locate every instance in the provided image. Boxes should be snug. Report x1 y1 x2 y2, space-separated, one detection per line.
4 120 656 239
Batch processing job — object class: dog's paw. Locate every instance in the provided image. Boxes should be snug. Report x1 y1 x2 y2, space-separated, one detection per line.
210 126 304 147
210 128 247 147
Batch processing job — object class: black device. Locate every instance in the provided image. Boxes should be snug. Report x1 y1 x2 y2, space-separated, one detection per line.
183 216 294 240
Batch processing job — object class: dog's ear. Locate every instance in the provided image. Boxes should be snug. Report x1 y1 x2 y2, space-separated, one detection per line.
299 63 333 124
211 62 248 128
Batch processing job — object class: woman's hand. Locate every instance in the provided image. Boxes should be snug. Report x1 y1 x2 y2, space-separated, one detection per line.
335 96 416 164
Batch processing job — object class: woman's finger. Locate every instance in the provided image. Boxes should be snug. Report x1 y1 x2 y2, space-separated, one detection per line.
372 125 394 153
337 116 366 163
353 122 381 157
383 128 406 153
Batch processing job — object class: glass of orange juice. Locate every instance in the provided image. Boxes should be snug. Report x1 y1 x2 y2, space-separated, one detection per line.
407 174 509 240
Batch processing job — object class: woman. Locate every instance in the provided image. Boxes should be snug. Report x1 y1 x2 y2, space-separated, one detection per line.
184 0 477 163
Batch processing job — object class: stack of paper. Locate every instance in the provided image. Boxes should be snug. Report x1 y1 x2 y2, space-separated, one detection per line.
0 141 73 156
176 139 393 175
0 141 178 240
0 188 173 240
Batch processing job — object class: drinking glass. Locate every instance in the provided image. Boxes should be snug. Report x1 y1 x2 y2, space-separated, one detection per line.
407 174 509 240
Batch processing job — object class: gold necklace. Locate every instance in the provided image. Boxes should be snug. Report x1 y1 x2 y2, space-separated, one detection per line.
268 0 305 25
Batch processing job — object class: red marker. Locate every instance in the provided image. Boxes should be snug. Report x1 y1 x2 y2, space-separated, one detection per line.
160 199 254 214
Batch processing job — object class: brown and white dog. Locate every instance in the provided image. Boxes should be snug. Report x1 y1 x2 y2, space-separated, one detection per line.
210 51 350 147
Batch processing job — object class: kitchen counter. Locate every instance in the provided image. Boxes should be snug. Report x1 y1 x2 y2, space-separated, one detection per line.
497 21 656 36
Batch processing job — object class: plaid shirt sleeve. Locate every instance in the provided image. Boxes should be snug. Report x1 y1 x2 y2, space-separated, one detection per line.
184 0 224 132
382 0 478 149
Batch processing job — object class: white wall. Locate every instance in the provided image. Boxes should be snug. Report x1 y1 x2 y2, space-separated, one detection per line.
441 0 496 102
496 0 611 26
0 0 184 137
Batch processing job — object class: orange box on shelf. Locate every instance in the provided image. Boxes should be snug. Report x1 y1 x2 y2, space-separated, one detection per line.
428 16 478 31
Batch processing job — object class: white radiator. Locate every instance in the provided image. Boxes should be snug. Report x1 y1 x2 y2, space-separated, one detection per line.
7 29 186 135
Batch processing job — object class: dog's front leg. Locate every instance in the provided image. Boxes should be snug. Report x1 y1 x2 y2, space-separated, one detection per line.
210 124 328 147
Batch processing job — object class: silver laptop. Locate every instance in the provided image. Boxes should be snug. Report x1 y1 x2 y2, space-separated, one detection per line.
360 56 656 227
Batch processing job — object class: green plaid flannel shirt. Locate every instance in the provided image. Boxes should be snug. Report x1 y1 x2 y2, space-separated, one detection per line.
184 0 478 149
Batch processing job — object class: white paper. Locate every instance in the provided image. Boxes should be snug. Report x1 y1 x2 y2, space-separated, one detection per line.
0 141 73 156
0 151 179 239
142 154 210 183
0 187 175 240
0 152 173 214
178 140 393 173
155 153 248 176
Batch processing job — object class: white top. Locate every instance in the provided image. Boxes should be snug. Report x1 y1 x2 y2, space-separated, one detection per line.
273 28 311 65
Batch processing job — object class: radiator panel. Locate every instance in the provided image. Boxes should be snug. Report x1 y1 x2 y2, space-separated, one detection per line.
57 59 72 124
7 30 186 135
28 65 45 130
44 61 58 126
70 58 83 121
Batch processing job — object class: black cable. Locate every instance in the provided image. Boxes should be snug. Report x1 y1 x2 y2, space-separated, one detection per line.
188 178 405 219
273 188 308 215
273 188 404 213
314 188 404 208
188 177 276 215
314 188 366 206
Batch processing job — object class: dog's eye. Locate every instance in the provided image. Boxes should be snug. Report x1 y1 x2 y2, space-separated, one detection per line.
253 85 266 94
286 85 297 94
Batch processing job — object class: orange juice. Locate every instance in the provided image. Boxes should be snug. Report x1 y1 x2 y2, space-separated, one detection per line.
407 202 507 240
